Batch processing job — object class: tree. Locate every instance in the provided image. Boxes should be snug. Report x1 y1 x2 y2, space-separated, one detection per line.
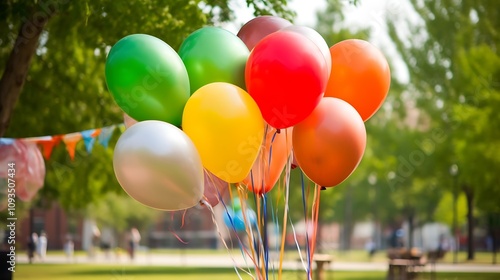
0 0 293 212
313 0 448 251
85 191 163 247
387 0 500 259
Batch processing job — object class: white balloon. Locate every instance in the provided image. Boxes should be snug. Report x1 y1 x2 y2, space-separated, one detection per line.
113 120 204 211
282 25 332 77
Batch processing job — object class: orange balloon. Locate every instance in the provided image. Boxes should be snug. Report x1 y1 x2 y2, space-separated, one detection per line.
325 39 390 121
243 126 292 194
292 97 366 187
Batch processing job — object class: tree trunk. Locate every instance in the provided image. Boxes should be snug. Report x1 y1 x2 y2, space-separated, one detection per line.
488 213 500 265
316 200 323 253
316 219 323 253
0 10 53 137
341 185 353 251
407 212 414 250
464 185 475 260
493 228 498 265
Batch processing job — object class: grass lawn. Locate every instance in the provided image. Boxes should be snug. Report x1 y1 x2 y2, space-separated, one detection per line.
316 250 499 264
33 248 498 265
14 264 500 280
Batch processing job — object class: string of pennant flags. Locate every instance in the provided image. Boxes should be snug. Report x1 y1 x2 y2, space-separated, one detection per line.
0 123 125 161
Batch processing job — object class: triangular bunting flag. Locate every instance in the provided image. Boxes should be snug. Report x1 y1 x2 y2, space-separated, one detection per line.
0 138 15 145
98 125 115 148
3 124 120 159
62 133 82 160
81 129 100 154
25 135 62 160
92 128 101 137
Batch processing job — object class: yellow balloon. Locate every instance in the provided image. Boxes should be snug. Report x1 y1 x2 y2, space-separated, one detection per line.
183 82 264 183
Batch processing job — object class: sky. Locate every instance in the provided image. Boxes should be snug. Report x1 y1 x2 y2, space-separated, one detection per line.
224 0 420 83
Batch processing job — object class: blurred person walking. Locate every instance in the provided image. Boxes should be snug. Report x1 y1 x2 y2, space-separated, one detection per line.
36 231 47 262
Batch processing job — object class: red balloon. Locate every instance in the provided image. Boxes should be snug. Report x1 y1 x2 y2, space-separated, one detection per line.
292 98 366 187
325 39 390 121
245 31 329 129
237 16 292 50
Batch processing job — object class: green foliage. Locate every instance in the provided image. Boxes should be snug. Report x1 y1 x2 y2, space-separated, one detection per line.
86 191 162 232
434 192 467 228
387 0 500 213
40 134 122 212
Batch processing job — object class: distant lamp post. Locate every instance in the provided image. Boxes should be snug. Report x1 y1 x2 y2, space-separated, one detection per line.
449 164 459 264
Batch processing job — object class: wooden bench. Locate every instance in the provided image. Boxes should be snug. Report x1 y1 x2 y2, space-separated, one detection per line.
296 253 333 280
387 257 427 280
387 248 427 280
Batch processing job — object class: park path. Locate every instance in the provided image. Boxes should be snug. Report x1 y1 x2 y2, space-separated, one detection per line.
16 252 500 273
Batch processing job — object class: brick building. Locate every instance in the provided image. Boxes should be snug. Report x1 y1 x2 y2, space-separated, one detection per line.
18 203 84 250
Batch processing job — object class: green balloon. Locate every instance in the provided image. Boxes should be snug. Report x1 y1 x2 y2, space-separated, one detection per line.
105 34 190 127
232 197 242 212
178 27 250 93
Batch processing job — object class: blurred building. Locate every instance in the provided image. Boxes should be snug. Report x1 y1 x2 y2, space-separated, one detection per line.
18 203 84 250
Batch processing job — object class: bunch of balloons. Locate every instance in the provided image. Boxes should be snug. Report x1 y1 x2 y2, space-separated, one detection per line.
106 16 390 211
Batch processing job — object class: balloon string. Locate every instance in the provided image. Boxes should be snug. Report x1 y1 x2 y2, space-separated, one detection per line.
167 212 189 245
250 171 261 267
234 190 260 272
268 128 279 168
277 154 292 280
308 185 322 280
237 186 263 280
269 195 279 279
219 195 262 279
181 209 188 228
256 191 266 279
262 193 269 280
168 210 189 245
219 192 251 262
300 171 312 280
169 229 189 245
289 212 308 271
202 199 253 280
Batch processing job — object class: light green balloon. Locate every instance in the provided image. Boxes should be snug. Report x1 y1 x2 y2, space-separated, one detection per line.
178 27 250 93
232 197 242 212
105 34 190 127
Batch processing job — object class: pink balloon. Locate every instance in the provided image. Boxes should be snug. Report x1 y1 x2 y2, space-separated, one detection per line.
123 113 138 129
0 140 46 206
202 169 229 207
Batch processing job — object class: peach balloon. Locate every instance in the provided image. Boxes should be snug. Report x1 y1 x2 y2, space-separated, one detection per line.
243 126 292 194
